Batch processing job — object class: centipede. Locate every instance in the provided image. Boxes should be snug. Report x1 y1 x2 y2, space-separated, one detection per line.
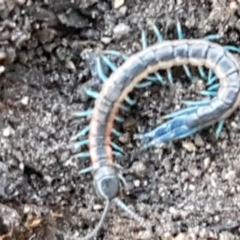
71 22 240 239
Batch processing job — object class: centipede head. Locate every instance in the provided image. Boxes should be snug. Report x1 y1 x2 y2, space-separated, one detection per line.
93 165 120 201
79 166 148 239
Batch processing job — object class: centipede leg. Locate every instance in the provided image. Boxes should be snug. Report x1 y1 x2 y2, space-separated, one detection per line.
71 126 90 141
207 83 220 91
182 100 211 107
72 139 89 148
84 88 99 99
73 152 90 158
141 30 164 85
135 116 205 151
225 45 240 53
204 35 220 41
176 21 193 81
110 142 125 154
207 75 217 86
162 106 199 120
199 90 217 97
72 109 93 117
216 120 224 138
198 66 207 80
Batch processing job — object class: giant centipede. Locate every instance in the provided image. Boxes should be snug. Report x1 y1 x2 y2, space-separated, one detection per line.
71 22 240 239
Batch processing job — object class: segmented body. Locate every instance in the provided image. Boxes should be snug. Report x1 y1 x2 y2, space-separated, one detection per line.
73 25 240 239
90 39 240 167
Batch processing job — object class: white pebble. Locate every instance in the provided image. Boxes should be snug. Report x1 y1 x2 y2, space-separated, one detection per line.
20 96 29 105
3 126 14 137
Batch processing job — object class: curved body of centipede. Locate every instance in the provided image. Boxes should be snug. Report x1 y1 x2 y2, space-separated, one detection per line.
71 22 240 239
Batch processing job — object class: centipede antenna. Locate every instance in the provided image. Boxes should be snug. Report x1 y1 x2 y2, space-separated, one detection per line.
114 198 146 227
79 201 111 240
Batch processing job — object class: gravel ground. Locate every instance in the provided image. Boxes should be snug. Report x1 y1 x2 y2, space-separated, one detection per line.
1 0 240 239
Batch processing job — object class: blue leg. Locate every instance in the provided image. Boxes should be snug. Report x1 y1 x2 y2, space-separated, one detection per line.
225 45 240 53
199 90 217 97
182 100 211 107
136 82 153 88
135 116 205 151
71 126 90 141
101 55 117 71
141 30 164 84
84 88 99 99
204 35 220 41
216 120 224 138
163 106 199 120
166 68 173 85
79 166 92 174
73 152 90 158
207 83 220 91
112 128 122 137
176 21 194 81
207 76 217 86
72 139 89 148
72 109 93 117
198 66 207 80
151 24 163 42
115 116 124 122
110 142 125 154
120 104 130 112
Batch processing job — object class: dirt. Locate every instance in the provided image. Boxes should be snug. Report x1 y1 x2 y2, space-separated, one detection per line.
1 0 240 239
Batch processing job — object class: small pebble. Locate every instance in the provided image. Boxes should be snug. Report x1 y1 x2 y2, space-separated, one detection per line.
93 204 103 211
2 126 14 137
114 0 125 9
101 37 112 44
174 233 187 240
133 179 140 187
131 162 147 177
194 134 204 147
182 141 196 152
113 23 130 40
65 60 76 71
20 96 29 105
118 132 130 144
16 0 26 5
0 66 5 75
0 51 6 60
118 6 127 16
